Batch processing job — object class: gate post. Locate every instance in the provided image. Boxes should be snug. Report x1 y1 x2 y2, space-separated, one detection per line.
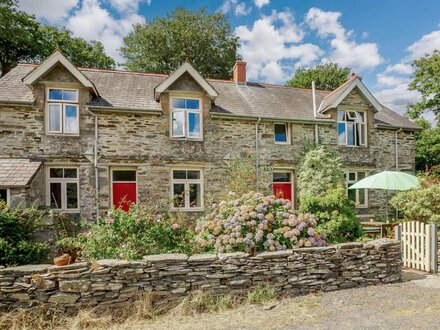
431 224 438 274
394 224 401 241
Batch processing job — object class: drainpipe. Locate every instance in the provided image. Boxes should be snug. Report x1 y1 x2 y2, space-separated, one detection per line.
395 128 403 171
255 117 261 192
312 81 319 145
86 106 100 217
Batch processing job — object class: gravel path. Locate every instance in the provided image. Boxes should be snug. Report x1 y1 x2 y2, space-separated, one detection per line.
120 271 440 330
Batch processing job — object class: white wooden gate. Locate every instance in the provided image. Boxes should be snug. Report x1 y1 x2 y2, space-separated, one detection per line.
399 221 433 272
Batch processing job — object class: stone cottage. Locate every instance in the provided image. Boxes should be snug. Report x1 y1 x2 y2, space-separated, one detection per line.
0 50 420 220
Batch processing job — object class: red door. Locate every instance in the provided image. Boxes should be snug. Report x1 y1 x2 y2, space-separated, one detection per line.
112 170 137 211
273 183 292 200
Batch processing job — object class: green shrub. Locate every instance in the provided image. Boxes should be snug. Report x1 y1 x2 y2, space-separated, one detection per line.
76 199 197 260
298 146 344 198
390 175 440 224
196 192 325 253
0 202 49 266
300 186 363 243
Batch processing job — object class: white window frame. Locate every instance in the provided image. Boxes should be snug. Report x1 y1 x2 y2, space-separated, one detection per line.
46 88 79 135
274 123 291 145
110 167 138 208
0 188 10 205
272 169 294 204
337 109 367 147
46 166 80 212
170 96 203 140
170 168 204 211
345 171 368 208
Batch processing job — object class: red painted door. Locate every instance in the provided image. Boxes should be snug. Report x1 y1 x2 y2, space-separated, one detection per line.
112 182 136 211
273 183 292 201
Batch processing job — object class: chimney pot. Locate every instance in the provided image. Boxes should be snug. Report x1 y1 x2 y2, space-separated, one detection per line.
233 61 246 84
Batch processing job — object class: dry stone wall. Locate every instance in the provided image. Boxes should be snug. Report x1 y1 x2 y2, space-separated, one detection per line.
0 239 401 313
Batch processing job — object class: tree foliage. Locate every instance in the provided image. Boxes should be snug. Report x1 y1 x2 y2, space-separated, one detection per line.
297 146 344 199
408 50 440 120
0 0 115 77
414 123 440 174
287 63 351 91
121 8 240 79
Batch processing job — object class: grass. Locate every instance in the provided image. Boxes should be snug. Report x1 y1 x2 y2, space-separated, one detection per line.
0 285 277 330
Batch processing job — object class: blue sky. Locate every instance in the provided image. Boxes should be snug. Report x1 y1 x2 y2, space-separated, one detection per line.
17 0 440 117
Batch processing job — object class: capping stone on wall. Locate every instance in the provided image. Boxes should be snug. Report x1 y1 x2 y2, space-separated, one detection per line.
0 239 401 312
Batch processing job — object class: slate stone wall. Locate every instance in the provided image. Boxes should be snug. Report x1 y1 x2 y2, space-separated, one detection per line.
0 239 401 313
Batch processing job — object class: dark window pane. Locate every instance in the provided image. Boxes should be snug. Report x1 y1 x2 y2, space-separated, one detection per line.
274 124 287 142
188 112 201 137
66 183 78 209
64 168 77 178
358 188 366 205
112 170 136 182
189 183 201 207
63 90 78 101
349 172 356 181
358 172 366 180
50 183 62 209
49 89 62 100
0 189 7 203
172 98 185 109
173 170 187 179
50 168 63 178
347 185 356 202
186 99 200 109
338 123 346 144
187 170 200 179
173 183 185 207
273 172 291 183
347 123 355 145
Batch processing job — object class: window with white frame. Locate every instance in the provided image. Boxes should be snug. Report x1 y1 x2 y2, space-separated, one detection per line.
171 169 203 210
274 123 290 144
0 189 10 205
47 167 79 210
337 110 366 146
170 97 202 139
345 171 368 208
46 88 79 134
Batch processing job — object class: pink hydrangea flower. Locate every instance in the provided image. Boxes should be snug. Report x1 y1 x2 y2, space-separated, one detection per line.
172 223 179 230
107 218 114 225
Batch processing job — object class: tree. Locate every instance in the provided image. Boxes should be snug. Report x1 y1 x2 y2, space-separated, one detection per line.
0 0 115 77
39 26 115 69
408 50 440 120
297 146 344 199
287 63 351 91
0 0 44 76
121 8 240 79
414 124 440 174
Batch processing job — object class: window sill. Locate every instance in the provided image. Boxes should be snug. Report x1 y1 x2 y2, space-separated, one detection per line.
50 209 80 213
169 137 203 142
170 207 205 212
338 144 368 148
45 132 80 137
274 141 291 145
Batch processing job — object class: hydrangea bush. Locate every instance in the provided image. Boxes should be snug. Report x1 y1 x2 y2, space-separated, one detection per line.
196 192 325 253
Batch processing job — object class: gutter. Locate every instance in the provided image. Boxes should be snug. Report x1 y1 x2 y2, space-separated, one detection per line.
211 112 335 125
374 123 422 131
88 105 163 115
0 100 34 106
312 81 319 145
255 117 261 192
395 127 403 171
85 106 100 217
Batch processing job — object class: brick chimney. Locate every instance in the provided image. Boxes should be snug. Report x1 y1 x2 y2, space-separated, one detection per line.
233 61 246 84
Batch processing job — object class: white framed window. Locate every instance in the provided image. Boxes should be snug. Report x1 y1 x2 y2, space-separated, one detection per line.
272 170 294 202
47 167 79 211
337 110 367 146
0 188 10 205
170 97 202 139
345 171 368 208
274 123 290 144
46 88 79 135
171 169 203 211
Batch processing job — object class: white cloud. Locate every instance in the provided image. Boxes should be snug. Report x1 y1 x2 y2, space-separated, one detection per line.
219 0 251 16
107 0 149 14
374 84 420 115
405 30 440 61
305 7 383 72
18 0 78 24
384 63 413 75
66 0 145 63
254 0 270 8
236 10 323 83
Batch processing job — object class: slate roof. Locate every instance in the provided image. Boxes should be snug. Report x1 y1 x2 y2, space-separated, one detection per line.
0 63 420 130
0 159 42 187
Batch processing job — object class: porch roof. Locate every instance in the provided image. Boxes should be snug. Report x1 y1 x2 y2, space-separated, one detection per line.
0 159 42 187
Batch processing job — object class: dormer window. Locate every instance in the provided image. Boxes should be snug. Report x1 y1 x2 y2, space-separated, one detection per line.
170 97 202 139
337 110 366 146
46 88 79 135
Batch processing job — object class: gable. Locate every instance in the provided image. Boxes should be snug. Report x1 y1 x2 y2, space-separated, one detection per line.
22 50 98 95
154 62 218 101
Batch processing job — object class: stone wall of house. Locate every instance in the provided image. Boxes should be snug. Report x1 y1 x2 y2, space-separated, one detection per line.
0 66 416 218
0 239 401 313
